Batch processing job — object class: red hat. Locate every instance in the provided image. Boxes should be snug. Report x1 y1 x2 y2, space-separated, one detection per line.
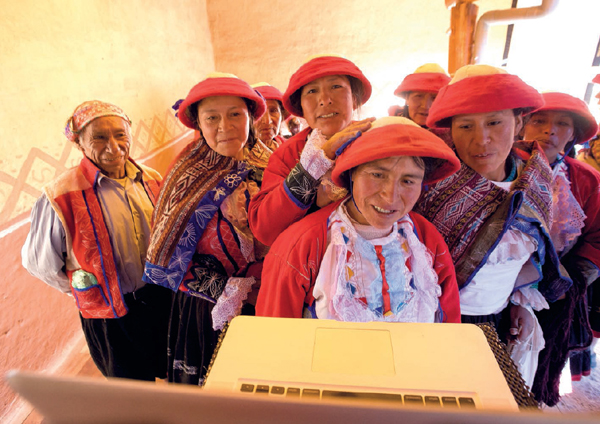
394 63 451 99
332 117 460 186
282 55 372 117
251 82 284 102
593 74 600 84
533 92 599 143
388 105 404 117
426 65 544 129
178 72 266 129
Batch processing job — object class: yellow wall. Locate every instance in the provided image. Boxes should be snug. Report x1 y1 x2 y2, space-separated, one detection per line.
207 0 512 118
0 0 214 227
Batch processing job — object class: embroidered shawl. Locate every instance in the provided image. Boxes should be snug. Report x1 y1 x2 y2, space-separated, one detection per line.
144 139 249 290
415 142 571 302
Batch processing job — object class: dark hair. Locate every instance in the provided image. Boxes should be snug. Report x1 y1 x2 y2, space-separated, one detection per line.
289 75 364 117
191 97 259 151
339 155 438 189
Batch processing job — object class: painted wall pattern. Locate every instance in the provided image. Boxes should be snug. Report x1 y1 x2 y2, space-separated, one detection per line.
0 109 187 229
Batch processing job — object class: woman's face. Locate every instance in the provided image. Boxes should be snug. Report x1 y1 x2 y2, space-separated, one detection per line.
451 109 523 181
406 91 436 126
196 96 250 160
255 99 282 143
346 156 425 230
523 110 575 162
300 75 355 138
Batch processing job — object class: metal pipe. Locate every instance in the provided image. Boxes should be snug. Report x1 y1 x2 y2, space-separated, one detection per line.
472 0 560 63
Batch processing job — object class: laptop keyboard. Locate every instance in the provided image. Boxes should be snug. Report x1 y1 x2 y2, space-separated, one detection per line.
239 384 476 408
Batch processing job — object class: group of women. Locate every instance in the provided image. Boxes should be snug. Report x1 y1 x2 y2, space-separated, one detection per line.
140 56 600 407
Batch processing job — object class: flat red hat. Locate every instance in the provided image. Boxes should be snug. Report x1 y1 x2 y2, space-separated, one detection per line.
178 73 266 129
252 83 284 102
394 64 451 99
332 117 460 186
426 65 544 129
282 55 372 117
533 92 599 143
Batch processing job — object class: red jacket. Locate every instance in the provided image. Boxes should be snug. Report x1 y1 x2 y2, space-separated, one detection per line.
46 157 161 319
248 128 313 246
565 156 600 269
256 201 461 323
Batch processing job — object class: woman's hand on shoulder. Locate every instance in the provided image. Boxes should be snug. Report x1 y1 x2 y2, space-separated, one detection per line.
322 117 375 160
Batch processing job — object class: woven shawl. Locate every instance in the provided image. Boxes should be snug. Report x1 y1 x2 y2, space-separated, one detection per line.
143 139 249 291
416 142 571 302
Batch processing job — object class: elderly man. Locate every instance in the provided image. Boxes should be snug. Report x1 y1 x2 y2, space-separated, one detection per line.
22 100 172 381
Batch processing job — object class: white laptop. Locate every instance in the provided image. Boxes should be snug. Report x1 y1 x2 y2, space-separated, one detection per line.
7 370 600 424
204 316 519 411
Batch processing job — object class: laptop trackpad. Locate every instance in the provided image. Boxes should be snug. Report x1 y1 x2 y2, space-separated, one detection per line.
312 328 395 375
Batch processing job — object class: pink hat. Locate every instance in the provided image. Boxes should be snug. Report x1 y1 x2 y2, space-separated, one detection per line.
282 55 372 117
65 100 131 142
593 74 600 84
426 65 544 129
178 72 266 129
332 117 460 186
394 63 451 99
251 82 284 102
533 92 599 143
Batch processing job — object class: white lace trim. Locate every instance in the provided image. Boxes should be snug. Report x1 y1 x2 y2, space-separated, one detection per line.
313 201 441 323
550 162 586 255
511 286 549 311
506 304 545 388
485 229 537 266
211 276 255 330
299 128 334 180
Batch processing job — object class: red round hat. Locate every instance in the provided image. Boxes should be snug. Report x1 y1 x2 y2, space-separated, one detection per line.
252 82 284 102
533 92 599 143
332 117 460 186
394 63 451 99
178 73 266 129
282 55 372 117
426 65 544 129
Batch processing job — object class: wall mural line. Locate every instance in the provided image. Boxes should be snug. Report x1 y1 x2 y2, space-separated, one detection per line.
0 109 187 229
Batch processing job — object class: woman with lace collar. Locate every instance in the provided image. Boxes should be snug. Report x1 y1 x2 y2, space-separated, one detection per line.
415 65 572 400
256 117 461 325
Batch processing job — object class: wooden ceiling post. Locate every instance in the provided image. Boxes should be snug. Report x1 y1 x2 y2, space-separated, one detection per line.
448 0 479 75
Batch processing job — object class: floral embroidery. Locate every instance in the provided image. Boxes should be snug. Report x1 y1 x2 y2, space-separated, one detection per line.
212 187 226 201
286 163 319 205
223 173 242 188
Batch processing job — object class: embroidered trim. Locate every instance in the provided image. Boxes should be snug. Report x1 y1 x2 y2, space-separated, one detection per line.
144 162 250 291
183 254 229 303
284 162 320 207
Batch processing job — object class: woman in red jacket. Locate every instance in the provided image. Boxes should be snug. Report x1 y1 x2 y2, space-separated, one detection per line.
256 117 461 324
248 55 375 246
522 91 600 385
